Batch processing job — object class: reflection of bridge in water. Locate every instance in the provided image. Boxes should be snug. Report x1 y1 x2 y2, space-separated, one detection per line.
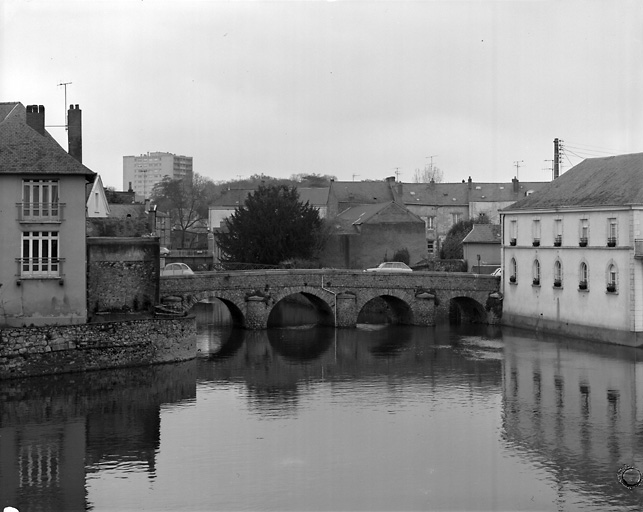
161 269 501 329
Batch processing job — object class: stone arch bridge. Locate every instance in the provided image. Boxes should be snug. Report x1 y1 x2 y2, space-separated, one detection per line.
159 269 501 329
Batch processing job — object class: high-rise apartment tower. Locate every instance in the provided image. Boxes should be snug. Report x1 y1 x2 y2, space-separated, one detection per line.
123 152 193 199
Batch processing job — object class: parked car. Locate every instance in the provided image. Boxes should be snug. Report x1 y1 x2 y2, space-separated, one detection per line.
161 262 194 276
365 262 413 273
160 247 171 256
491 267 502 277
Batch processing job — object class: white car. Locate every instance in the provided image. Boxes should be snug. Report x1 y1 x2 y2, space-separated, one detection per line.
365 262 413 273
160 247 171 256
161 262 194 276
491 268 502 277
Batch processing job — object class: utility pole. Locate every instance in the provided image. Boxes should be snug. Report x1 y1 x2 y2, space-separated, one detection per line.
352 174 360 181
57 81 72 130
553 138 562 179
513 160 524 180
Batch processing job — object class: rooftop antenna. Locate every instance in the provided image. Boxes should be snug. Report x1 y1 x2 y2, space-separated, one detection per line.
58 81 72 130
513 160 524 180
544 159 554 181
394 167 401 180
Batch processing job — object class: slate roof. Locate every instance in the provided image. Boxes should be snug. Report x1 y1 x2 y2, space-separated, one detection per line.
503 153 643 211
462 224 502 244
211 187 329 208
401 181 547 206
333 202 424 234
330 181 394 203
0 102 96 178
109 204 146 219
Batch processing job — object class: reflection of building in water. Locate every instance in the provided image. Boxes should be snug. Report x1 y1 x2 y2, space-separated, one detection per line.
502 333 643 503
0 422 86 511
0 362 196 511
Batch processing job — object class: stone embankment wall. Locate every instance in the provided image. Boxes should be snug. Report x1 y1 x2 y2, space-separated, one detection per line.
0 317 195 379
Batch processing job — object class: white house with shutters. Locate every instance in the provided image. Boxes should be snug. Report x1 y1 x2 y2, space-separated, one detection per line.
500 152 643 347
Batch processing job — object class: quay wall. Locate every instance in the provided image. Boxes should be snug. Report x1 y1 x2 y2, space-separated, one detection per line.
0 316 196 379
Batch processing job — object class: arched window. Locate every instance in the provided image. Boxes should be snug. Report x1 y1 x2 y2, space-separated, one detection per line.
579 262 588 290
510 258 517 283
607 263 618 292
532 259 540 285
554 260 562 287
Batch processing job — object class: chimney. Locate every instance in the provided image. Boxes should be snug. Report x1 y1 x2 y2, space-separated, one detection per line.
26 105 46 135
67 104 82 163
512 177 519 193
468 176 472 189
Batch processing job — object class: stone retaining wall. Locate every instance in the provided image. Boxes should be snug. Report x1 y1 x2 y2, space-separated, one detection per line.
0 317 196 379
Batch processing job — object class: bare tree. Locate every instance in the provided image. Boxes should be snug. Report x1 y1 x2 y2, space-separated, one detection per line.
413 164 443 183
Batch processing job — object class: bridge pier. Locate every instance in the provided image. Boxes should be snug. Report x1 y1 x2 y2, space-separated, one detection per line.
245 295 269 329
336 292 357 328
412 291 436 326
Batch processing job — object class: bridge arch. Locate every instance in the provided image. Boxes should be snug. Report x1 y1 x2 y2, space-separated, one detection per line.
356 290 417 325
357 294 414 325
181 291 247 327
448 296 488 324
267 291 335 327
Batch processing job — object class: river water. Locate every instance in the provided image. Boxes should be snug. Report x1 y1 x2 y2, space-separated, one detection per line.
2 299 643 511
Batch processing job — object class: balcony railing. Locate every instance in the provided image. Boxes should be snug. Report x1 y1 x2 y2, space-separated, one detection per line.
579 237 588 247
554 235 562 247
16 258 64 279
17 202 65 223
607 237 617 247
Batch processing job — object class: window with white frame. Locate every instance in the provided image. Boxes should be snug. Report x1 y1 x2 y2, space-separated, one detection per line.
21 231 59 277
554 219 562 245
22 180 59 220
580 218 589 244
554 260 562 286
608 218 618 246
427 240 435 254
510 258 517 283
607 263 618 292
452 212 461 226
532 259 540 285
510 219 517 244
532 219 541 245
426 216 435 230
579 261 588 289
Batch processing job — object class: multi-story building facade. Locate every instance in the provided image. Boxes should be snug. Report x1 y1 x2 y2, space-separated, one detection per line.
123 152 193 199
500 153 643 347
0 102 96 326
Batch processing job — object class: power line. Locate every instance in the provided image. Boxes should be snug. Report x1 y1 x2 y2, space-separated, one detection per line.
564 140 622 154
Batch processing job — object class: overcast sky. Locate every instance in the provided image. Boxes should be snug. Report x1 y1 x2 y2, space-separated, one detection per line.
2 0 642 189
